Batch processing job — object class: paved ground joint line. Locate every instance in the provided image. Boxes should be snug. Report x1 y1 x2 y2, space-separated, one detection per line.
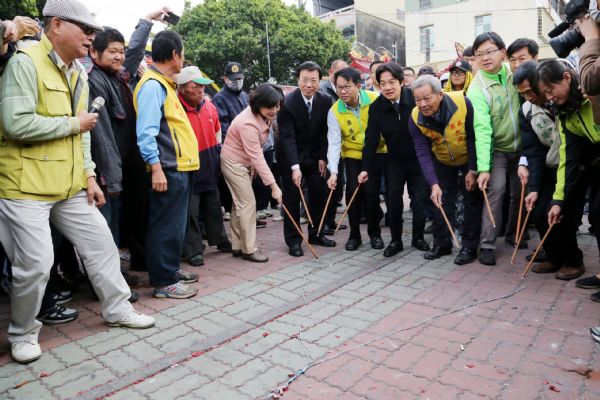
71 256 401 400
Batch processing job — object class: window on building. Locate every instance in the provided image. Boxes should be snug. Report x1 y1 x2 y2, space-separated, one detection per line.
419 0 432 9
475 15 491 36
420 25 434 52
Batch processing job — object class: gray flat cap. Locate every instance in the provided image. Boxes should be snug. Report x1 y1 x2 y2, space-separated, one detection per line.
43 0 103 32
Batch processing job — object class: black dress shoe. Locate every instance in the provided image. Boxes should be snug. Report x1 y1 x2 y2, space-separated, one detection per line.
289 244 304 257
336 223 347 230
424 246 452 260
412 238 430 252
479 248 496 266
308 235 336 247
526 249 546 262
345 238 362 251
383 241 403 257
454 248 477 265
320 224 335 236
370 236 384 250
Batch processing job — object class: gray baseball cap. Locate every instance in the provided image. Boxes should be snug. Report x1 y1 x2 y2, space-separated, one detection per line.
43 0 103 32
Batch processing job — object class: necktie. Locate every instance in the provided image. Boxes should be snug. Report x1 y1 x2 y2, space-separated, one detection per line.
307 100 312 119
393 102 401 120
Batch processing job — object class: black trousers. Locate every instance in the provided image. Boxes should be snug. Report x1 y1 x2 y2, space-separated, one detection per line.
253 149 274 211
432 160 482 250
345 157 383 240
281 163 328 247
183 189 230 258
532 167 583 266
121 162 148 268
218 174 233 213
385 158 427 243
325 158 345 226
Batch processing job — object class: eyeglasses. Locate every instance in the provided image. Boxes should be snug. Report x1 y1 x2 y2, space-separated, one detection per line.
335 84 355 93
450 70 466 76
63 19 96 36
299 78 319 86
474 48 501 59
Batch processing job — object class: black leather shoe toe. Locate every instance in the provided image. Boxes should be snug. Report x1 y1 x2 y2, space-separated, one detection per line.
370 236 384 250
424 245 452 260
345 238 362 251
383 241 403 257
288 244 303 257
412 239 430 252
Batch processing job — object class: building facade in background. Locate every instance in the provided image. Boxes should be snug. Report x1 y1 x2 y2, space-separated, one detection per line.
404 0 566 71
314 0 407 67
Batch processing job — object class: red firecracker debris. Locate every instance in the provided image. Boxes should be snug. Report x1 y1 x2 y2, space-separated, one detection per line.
466 364 475 369
263 332 270 337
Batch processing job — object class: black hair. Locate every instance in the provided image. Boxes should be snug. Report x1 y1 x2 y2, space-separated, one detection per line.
296 61 323 80
249 83 284 114
334 67 361 85
152 30 183 63
507 38 539 58
92 27 125 54
472 31 506 52
402 66 415 74
375 63 404 84
538 59 583 111
369 60 385 71
512 61 539 91
463 46 474 57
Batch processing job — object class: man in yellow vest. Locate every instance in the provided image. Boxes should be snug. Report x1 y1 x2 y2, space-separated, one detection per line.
0 0 155 364
327 67 385 251
408 74 483 265
134 30 200 299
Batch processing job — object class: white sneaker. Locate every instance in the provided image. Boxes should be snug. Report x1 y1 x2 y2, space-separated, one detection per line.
223 212 231 221
11 341 41 364
107 311 155 329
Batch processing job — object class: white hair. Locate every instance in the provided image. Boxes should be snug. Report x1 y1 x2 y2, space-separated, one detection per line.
412 74 442 93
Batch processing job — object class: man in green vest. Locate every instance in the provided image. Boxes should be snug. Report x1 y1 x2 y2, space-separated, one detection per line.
467 32 523 266
0 0 155 364
326 67 385 251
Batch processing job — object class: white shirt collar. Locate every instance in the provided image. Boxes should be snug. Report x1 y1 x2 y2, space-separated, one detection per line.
301 93 313 105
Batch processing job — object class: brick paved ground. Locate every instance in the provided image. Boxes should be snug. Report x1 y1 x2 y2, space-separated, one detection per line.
1 205 600 400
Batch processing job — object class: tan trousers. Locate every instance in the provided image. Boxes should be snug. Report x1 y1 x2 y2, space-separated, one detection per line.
0 191 133 343
220 156 257 254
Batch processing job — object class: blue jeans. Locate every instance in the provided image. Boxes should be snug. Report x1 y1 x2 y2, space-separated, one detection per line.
146 169 192 287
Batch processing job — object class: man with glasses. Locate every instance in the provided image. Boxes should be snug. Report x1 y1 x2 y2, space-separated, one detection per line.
326 67 385 251
0 0 155 364
467 32 522 266
277 61 336 257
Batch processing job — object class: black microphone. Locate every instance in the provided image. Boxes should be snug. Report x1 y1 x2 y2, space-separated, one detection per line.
548 21 571 38
89 96 105 113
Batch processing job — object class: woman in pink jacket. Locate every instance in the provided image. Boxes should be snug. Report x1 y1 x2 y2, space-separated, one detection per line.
221 83 284 262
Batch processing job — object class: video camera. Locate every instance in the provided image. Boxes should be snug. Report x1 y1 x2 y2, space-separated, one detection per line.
549 0 600 58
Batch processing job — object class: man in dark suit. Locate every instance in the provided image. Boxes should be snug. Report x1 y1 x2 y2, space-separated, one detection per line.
359 63 430 257
277 61 336 256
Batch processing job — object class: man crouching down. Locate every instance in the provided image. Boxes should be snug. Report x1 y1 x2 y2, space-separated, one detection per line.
0 0 154 364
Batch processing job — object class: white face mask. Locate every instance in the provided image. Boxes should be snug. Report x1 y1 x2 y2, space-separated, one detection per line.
226 79 244 91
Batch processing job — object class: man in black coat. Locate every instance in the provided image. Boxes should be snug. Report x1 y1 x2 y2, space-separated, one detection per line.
277 61 336 256
359 63 430 257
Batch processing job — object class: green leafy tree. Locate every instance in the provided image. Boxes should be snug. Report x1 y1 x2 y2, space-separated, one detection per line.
176 0 350 88
0 0 41 20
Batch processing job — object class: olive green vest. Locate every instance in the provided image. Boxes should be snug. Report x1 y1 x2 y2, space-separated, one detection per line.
0 35 87 201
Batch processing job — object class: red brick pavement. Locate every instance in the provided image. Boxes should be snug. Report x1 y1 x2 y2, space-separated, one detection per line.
286 236 600 399
0 216 341 367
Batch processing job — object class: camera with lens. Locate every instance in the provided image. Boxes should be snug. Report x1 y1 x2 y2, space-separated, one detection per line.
548 0 598 58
